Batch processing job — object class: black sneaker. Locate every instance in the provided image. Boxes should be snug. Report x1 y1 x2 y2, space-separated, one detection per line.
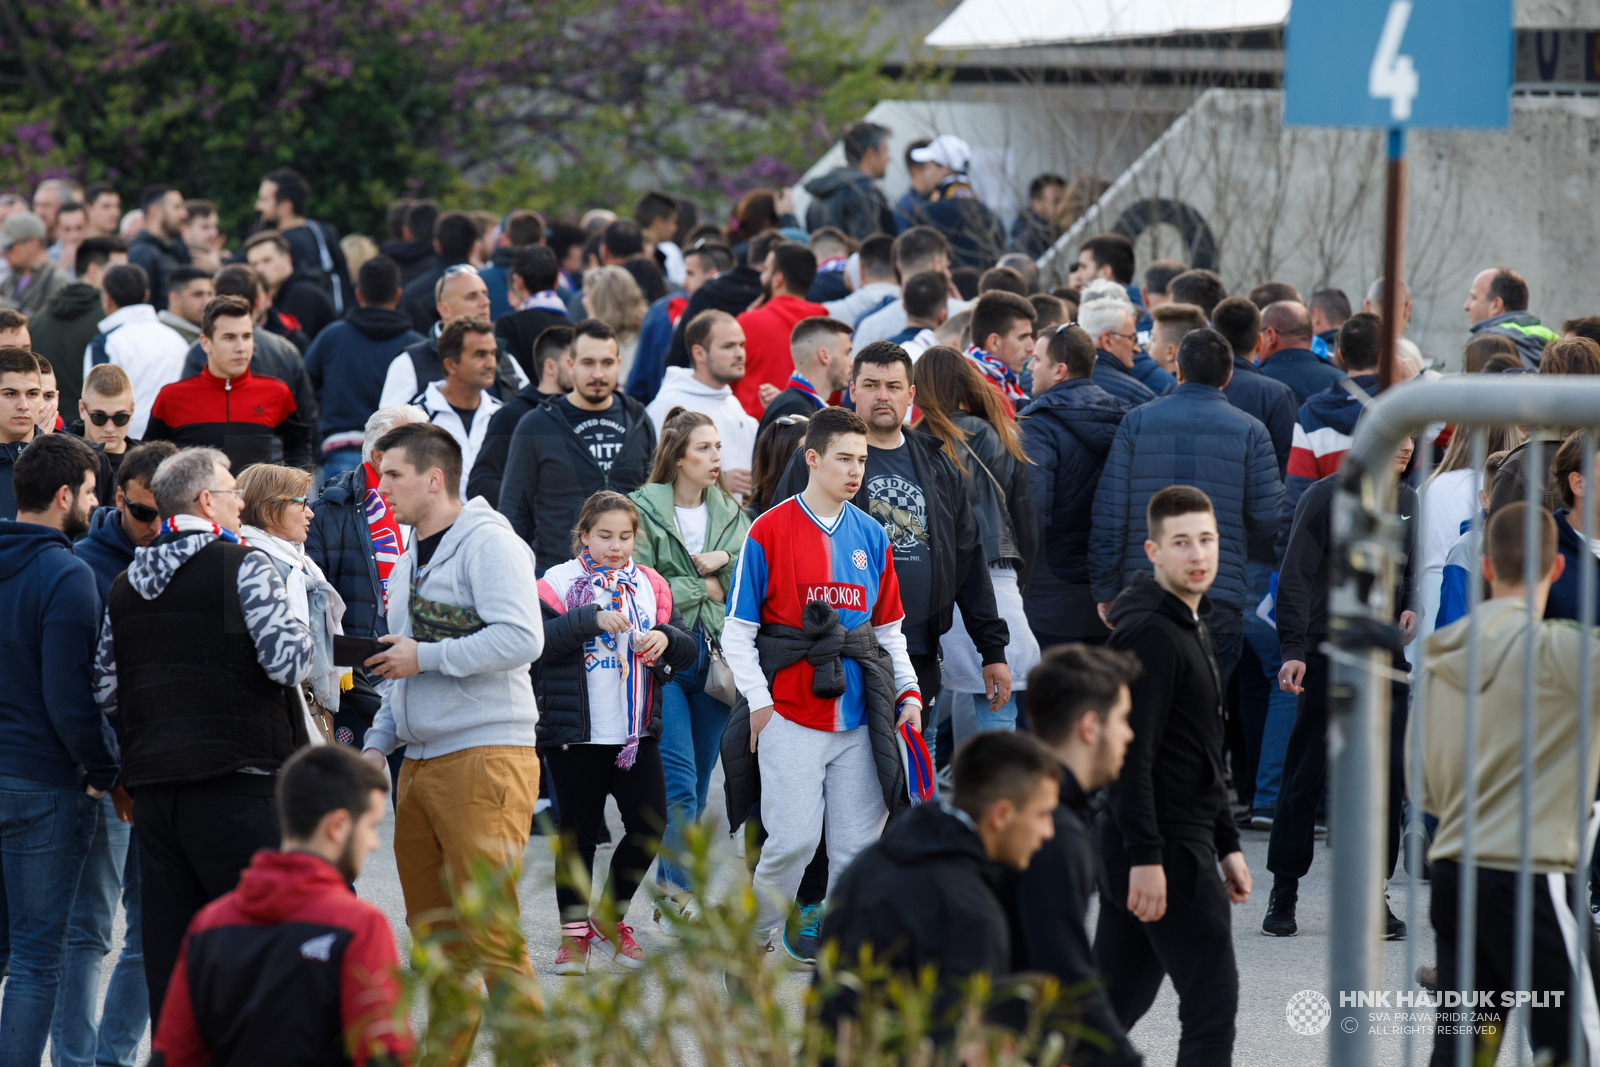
1385 902 1407 941
1262 880 1298 937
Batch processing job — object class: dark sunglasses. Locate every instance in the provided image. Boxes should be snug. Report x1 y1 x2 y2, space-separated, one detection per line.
87 410 132 427
123 499 159 523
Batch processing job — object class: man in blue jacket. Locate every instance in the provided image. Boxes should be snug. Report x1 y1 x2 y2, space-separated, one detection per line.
302 255 424 482
1256 302 1345 404
1021 323 1128 647
56 438 173 1067
1089 328 1283 681
1079 294 1158 410
1210 297 1297 476
0 432 120 1066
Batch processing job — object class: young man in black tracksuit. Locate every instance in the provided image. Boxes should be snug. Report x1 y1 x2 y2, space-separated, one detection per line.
1264 438 1418 938
1097 485 1251 1067
496 319 656 575
815 731 1062 1045
1003 645 1143 1067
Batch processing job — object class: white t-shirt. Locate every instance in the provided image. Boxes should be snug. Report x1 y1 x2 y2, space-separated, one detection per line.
675 502 708 555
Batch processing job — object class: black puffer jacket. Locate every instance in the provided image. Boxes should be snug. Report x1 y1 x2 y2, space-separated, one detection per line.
773 428 1009 663
947 410 1038 586
815 802 1011 1041
721 601 909 832
534 593 696 748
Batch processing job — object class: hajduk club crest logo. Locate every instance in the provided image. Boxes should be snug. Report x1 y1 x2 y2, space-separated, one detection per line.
852 549 869 570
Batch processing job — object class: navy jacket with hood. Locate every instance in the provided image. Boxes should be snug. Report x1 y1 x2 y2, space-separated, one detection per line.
0 432 35 520
803 167 897 241
0 519 120 791
75 505 138 604
1090 383 1283 614
303 307 425 450
1547 509 1600 623
1019 378 1128 638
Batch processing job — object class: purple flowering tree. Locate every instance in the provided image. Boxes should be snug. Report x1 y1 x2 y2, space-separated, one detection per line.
0 0 917 233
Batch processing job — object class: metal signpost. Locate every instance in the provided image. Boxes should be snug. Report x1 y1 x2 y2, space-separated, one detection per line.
1285 4 1515 1064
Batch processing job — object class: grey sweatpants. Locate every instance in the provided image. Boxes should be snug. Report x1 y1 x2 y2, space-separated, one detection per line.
752 714 888 939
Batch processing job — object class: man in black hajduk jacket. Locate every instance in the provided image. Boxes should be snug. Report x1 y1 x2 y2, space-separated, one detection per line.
1097 485 1251 1067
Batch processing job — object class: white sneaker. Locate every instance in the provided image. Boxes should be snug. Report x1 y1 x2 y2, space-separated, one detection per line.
652 895 699 937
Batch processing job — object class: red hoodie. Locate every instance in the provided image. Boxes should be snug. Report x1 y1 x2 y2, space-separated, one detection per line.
734 294 827 417
151 850 411 1067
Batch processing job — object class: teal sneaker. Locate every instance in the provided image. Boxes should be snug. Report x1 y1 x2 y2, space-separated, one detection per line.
782 903 823 965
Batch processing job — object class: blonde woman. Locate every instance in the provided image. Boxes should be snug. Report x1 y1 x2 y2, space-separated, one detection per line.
237 463 373 744
582 265 648 382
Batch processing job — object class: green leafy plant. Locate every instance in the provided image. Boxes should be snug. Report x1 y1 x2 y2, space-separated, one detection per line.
399 822 1098 1066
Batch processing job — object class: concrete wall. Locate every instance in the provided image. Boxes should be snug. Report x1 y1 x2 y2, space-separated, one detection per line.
1042 89 1600 366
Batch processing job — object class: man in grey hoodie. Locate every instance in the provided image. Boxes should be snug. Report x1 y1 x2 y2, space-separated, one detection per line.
803 122 897 241
358 422 545 1029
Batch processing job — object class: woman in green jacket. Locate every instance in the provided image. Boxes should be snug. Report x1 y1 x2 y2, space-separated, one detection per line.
630 407 751 923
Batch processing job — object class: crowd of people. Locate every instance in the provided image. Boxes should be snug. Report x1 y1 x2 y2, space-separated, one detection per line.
4 121 1600 1067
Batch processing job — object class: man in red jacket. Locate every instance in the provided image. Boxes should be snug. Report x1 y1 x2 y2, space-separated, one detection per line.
151 745 411 1067
734 242 825 417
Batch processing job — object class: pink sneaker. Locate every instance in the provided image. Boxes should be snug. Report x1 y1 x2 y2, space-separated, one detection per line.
592 919 646 969
554 932 593 976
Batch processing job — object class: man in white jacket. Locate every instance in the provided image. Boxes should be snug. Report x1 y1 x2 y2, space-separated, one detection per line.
81 263 189 439
359 422 544 1026
407 316 503 490
646 309 757 498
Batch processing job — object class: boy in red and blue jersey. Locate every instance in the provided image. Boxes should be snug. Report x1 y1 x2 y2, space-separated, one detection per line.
724 406 921 950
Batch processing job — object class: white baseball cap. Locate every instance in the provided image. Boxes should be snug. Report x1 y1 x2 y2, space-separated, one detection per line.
908 134 971 173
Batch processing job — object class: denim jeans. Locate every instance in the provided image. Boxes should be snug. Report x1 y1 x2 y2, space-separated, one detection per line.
0 773 98 1067
1244 562 1299 814
319 446 364 491
50 796 148 1067
656 630 730 893
949 692 1020 749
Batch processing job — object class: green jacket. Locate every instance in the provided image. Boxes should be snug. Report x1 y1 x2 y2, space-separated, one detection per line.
629 481 750 641
28 282 105 416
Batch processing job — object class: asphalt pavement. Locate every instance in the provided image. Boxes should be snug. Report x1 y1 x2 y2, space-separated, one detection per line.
61 776 1523 1067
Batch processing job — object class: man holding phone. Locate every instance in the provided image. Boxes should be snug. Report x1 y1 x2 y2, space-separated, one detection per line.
358 422 545 1056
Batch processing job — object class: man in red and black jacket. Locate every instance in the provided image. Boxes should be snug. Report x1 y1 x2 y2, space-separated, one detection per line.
145 294 315 471
151 745 411 1067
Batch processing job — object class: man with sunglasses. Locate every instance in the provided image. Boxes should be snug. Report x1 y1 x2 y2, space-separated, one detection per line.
70 363 139 501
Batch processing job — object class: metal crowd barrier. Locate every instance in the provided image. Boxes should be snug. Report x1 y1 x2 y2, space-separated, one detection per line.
1329 377 1600 1067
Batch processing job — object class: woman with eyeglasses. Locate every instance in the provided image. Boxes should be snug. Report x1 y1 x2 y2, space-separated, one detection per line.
911 346 1041 745
236 463 375 746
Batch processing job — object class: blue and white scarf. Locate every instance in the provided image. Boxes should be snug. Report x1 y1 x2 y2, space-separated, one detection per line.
964 344 1026 405
572 548 653 769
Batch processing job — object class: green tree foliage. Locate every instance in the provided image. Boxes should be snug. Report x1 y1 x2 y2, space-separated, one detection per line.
0 0 935 236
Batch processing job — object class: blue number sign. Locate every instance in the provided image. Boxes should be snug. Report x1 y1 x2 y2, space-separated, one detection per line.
1285 0 1514 129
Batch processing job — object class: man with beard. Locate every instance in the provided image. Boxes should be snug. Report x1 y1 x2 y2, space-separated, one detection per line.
126 186 190 314
150 745 411 1067
0 431 119 1067
645 309 758 498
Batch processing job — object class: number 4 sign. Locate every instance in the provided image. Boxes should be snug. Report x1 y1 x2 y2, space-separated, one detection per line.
1286 0 1513 130
1368 1 1418 122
